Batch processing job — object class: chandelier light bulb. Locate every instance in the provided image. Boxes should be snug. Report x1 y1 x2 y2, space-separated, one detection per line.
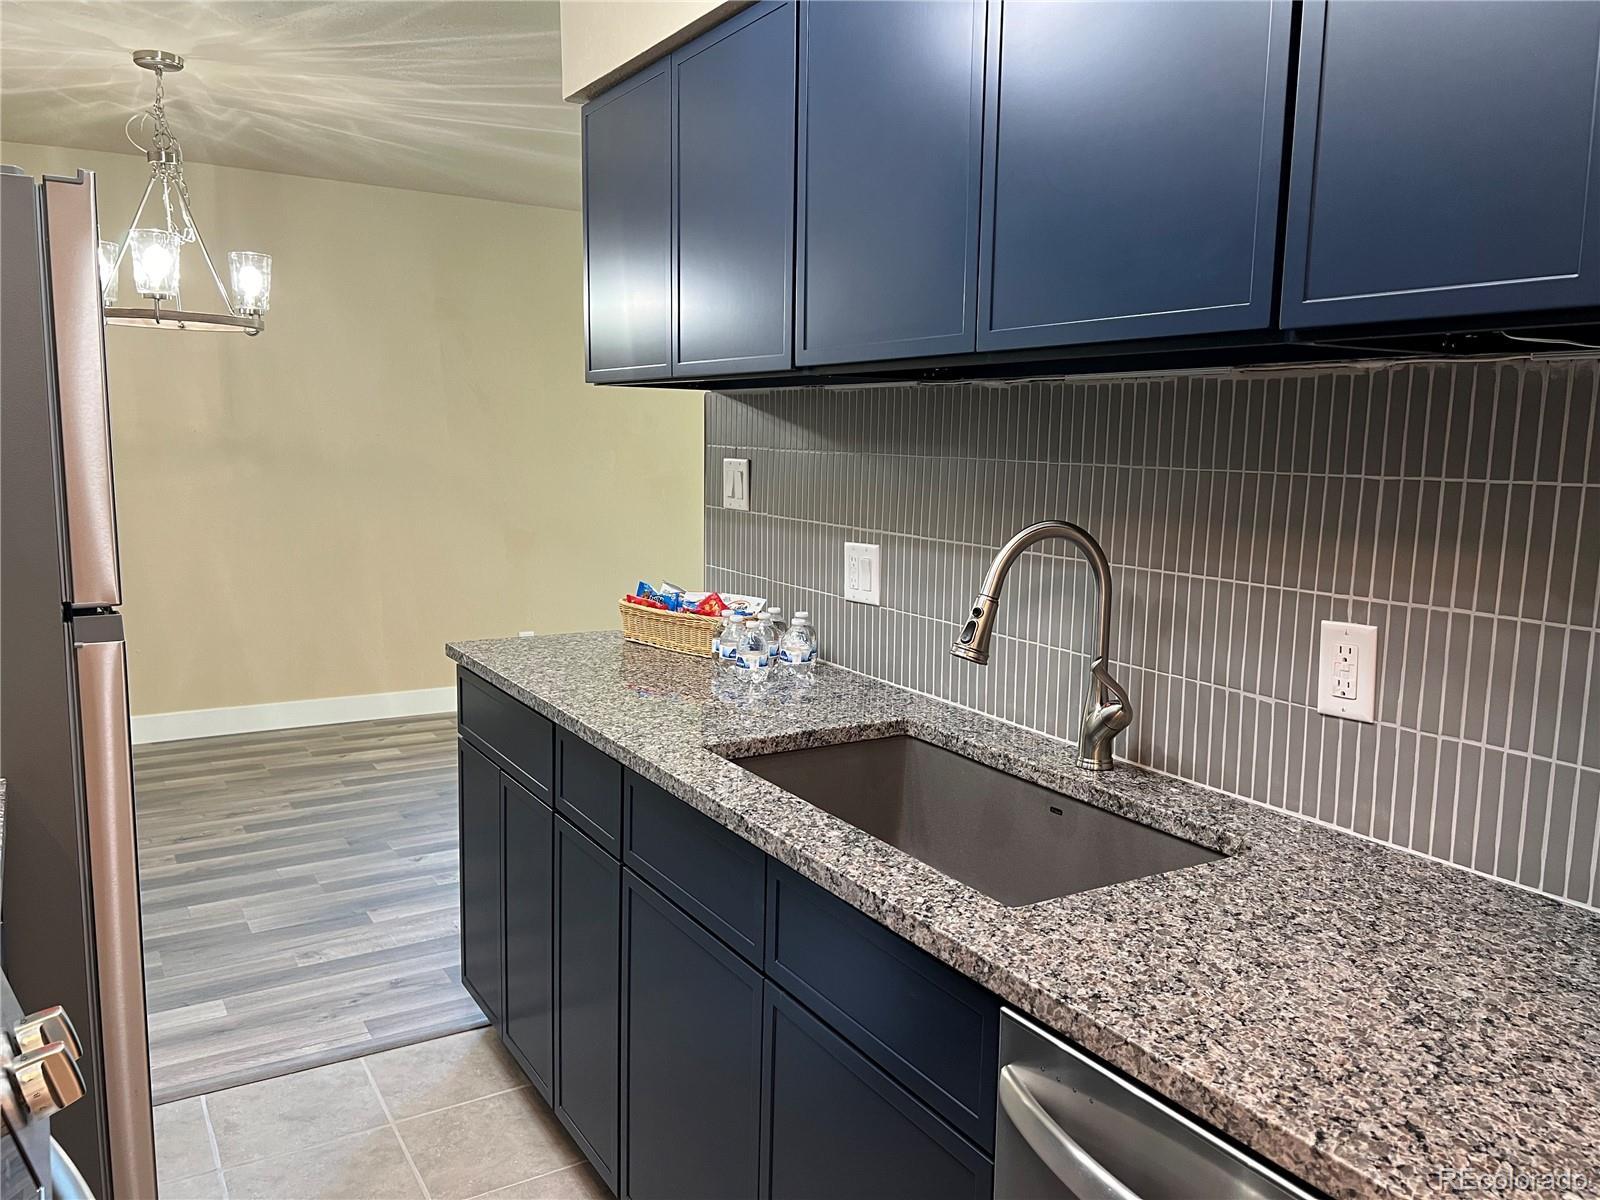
128 228 180 301
228 251 272 315
98 239 120 305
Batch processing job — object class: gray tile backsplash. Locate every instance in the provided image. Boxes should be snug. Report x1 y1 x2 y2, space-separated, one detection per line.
704 358 1600 908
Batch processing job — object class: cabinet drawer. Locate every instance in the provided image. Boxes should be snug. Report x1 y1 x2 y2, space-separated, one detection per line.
558 730 623 857
766 864 999 1151
763 983 993 1200
457 669 553 800
624 771 764 963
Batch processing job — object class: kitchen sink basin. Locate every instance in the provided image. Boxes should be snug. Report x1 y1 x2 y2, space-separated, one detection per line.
730 735 1221 906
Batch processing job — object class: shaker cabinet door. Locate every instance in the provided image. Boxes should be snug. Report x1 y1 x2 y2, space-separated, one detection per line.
458 740 503 1027
554 816 622 1191
978 0 1289 350
622 872 763 1200
762 986 992 1200
583 63 673 382
795 0 985 365
1281 0 1600 328
671 1 798 377
503 774 555 1103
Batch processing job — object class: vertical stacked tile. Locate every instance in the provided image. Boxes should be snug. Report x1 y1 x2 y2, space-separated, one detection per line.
704 359 1600 907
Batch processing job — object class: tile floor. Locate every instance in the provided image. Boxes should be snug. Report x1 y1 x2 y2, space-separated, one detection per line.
154 1028 609 1200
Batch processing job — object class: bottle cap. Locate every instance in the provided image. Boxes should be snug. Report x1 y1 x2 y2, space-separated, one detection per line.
794 611 810 621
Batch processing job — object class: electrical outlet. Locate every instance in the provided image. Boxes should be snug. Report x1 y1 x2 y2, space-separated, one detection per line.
844 541 881 605
518 630 538 638
1317 620 1379 723
722 458 750 511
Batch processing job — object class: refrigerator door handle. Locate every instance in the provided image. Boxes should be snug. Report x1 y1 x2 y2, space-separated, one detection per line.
73 636 156 1199
44 171 122 608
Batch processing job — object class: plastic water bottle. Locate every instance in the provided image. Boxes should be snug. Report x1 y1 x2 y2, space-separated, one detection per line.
736 618 772 684
779 612 817 681
713 614 736 672
756 610 779 666
714 613 744 677
765 607 788 644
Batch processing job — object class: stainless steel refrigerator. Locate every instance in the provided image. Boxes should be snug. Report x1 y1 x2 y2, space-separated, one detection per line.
1 164 158 1200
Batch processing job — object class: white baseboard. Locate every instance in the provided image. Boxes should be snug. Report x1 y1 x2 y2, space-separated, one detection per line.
131 686 455 745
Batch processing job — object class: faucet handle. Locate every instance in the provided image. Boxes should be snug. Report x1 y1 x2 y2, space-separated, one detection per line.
1078 660 1133 772
1090 660 1132 720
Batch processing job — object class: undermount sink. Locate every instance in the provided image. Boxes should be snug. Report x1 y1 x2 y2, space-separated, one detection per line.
730 735 1221 906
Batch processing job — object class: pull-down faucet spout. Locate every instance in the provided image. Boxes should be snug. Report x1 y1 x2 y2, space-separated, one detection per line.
951 520 1133 771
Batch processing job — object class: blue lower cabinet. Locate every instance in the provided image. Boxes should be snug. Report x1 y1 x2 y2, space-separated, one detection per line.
458 740 503 1027
761 985 993 1200
555 816 621 1190
621 872 763 1199
503 775 554 1103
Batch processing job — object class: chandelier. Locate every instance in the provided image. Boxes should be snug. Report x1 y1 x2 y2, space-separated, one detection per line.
100 50 272 334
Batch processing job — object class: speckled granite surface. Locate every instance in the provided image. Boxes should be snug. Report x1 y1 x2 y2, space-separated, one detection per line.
447 632 1600 1200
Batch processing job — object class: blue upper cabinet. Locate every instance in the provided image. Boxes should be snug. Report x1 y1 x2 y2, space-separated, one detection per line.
795 1 986 366
977 0 1290 351
1281 1 1600 329
583 64 672 383
671 2 797 378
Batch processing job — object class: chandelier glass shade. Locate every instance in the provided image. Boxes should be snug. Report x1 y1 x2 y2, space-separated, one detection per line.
97 239 120 305
102 50 272 334
127 227 181 300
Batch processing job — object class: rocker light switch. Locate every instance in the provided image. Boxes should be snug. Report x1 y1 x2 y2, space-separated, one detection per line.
722 458 750 511
844 542 880 605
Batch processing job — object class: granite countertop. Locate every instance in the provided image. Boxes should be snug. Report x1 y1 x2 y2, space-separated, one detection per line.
447 632 1600 1200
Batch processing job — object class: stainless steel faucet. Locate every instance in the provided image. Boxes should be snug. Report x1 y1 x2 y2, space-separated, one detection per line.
951 520 1133 772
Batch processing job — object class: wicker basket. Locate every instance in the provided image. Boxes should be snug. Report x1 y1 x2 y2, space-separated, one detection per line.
619 599 724 657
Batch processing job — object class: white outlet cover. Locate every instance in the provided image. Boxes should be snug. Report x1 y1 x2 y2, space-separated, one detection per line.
844 541 881 606
722 458 750 511
1317 619 1379 723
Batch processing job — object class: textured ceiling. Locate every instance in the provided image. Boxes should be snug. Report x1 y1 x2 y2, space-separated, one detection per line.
0 1 580 209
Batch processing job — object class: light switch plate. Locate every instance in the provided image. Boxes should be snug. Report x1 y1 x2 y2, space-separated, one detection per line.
844 541 881 605
722 458 750 511
1317 619 1379 723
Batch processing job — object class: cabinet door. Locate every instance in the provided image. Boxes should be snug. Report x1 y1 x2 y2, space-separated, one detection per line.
503 775 554 1103
762 986 992 1200
458 740 503 1027
671 1 797 377
555 816 621 1190
1281 1 1600 328
795 0 985 365
978 0 1289 350
583 63 672 382
622 872 763 1200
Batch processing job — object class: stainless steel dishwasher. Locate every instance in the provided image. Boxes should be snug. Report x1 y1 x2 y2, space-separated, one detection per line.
996 1010 1319 1200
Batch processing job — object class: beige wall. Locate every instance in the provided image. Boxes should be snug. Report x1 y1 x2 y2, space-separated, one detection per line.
2 142 704 716
560 0 747 100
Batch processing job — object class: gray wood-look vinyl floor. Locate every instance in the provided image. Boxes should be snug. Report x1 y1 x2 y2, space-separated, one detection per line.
133 714 485 1104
